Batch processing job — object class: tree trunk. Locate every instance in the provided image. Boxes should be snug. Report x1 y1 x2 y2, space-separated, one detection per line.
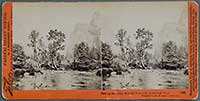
33 48 37 61
53 60 57 70
140 55 146 69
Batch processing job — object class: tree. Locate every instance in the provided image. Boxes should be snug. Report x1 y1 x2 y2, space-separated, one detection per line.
161 41 181 70
101 42 113 69
134 28 153 69
27 30 39 61
162 41 178 62
74 42 90 62
124 36 136 66
47 29 66 69
102 42 113 62
13 43 26 66
177 46 187 64
114 29 127 61
37 37 48 65
73 42 90 71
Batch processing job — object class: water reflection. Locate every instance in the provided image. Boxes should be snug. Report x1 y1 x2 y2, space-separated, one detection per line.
105 69 188 89
18 69 187 90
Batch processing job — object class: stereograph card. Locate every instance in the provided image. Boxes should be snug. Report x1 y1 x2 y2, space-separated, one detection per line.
1 1 198 100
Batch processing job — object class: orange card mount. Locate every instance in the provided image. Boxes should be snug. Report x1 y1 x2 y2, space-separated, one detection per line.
1 1 198 100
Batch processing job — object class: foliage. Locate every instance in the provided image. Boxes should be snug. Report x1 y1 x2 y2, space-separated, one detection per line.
27 30 39 61
73 42 91 71
161 41 178 62
37 37 48 65
102 42 113 62
74 42 90 62
161 41 188 70
101 42 114 70
46 29 66 69
89 47 100 61
124 36 136 66
134 28 153 69
72 41 114 71
177 46 187 64
13 44 26 66
114 29 127 60
20 27 187 72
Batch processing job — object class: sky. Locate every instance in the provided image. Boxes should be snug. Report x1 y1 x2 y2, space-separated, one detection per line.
13 2 188 59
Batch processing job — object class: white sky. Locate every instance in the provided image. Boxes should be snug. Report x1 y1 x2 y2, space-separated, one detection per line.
13 2 188 59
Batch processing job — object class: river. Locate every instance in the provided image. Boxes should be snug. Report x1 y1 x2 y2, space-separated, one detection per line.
14 69 188 90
